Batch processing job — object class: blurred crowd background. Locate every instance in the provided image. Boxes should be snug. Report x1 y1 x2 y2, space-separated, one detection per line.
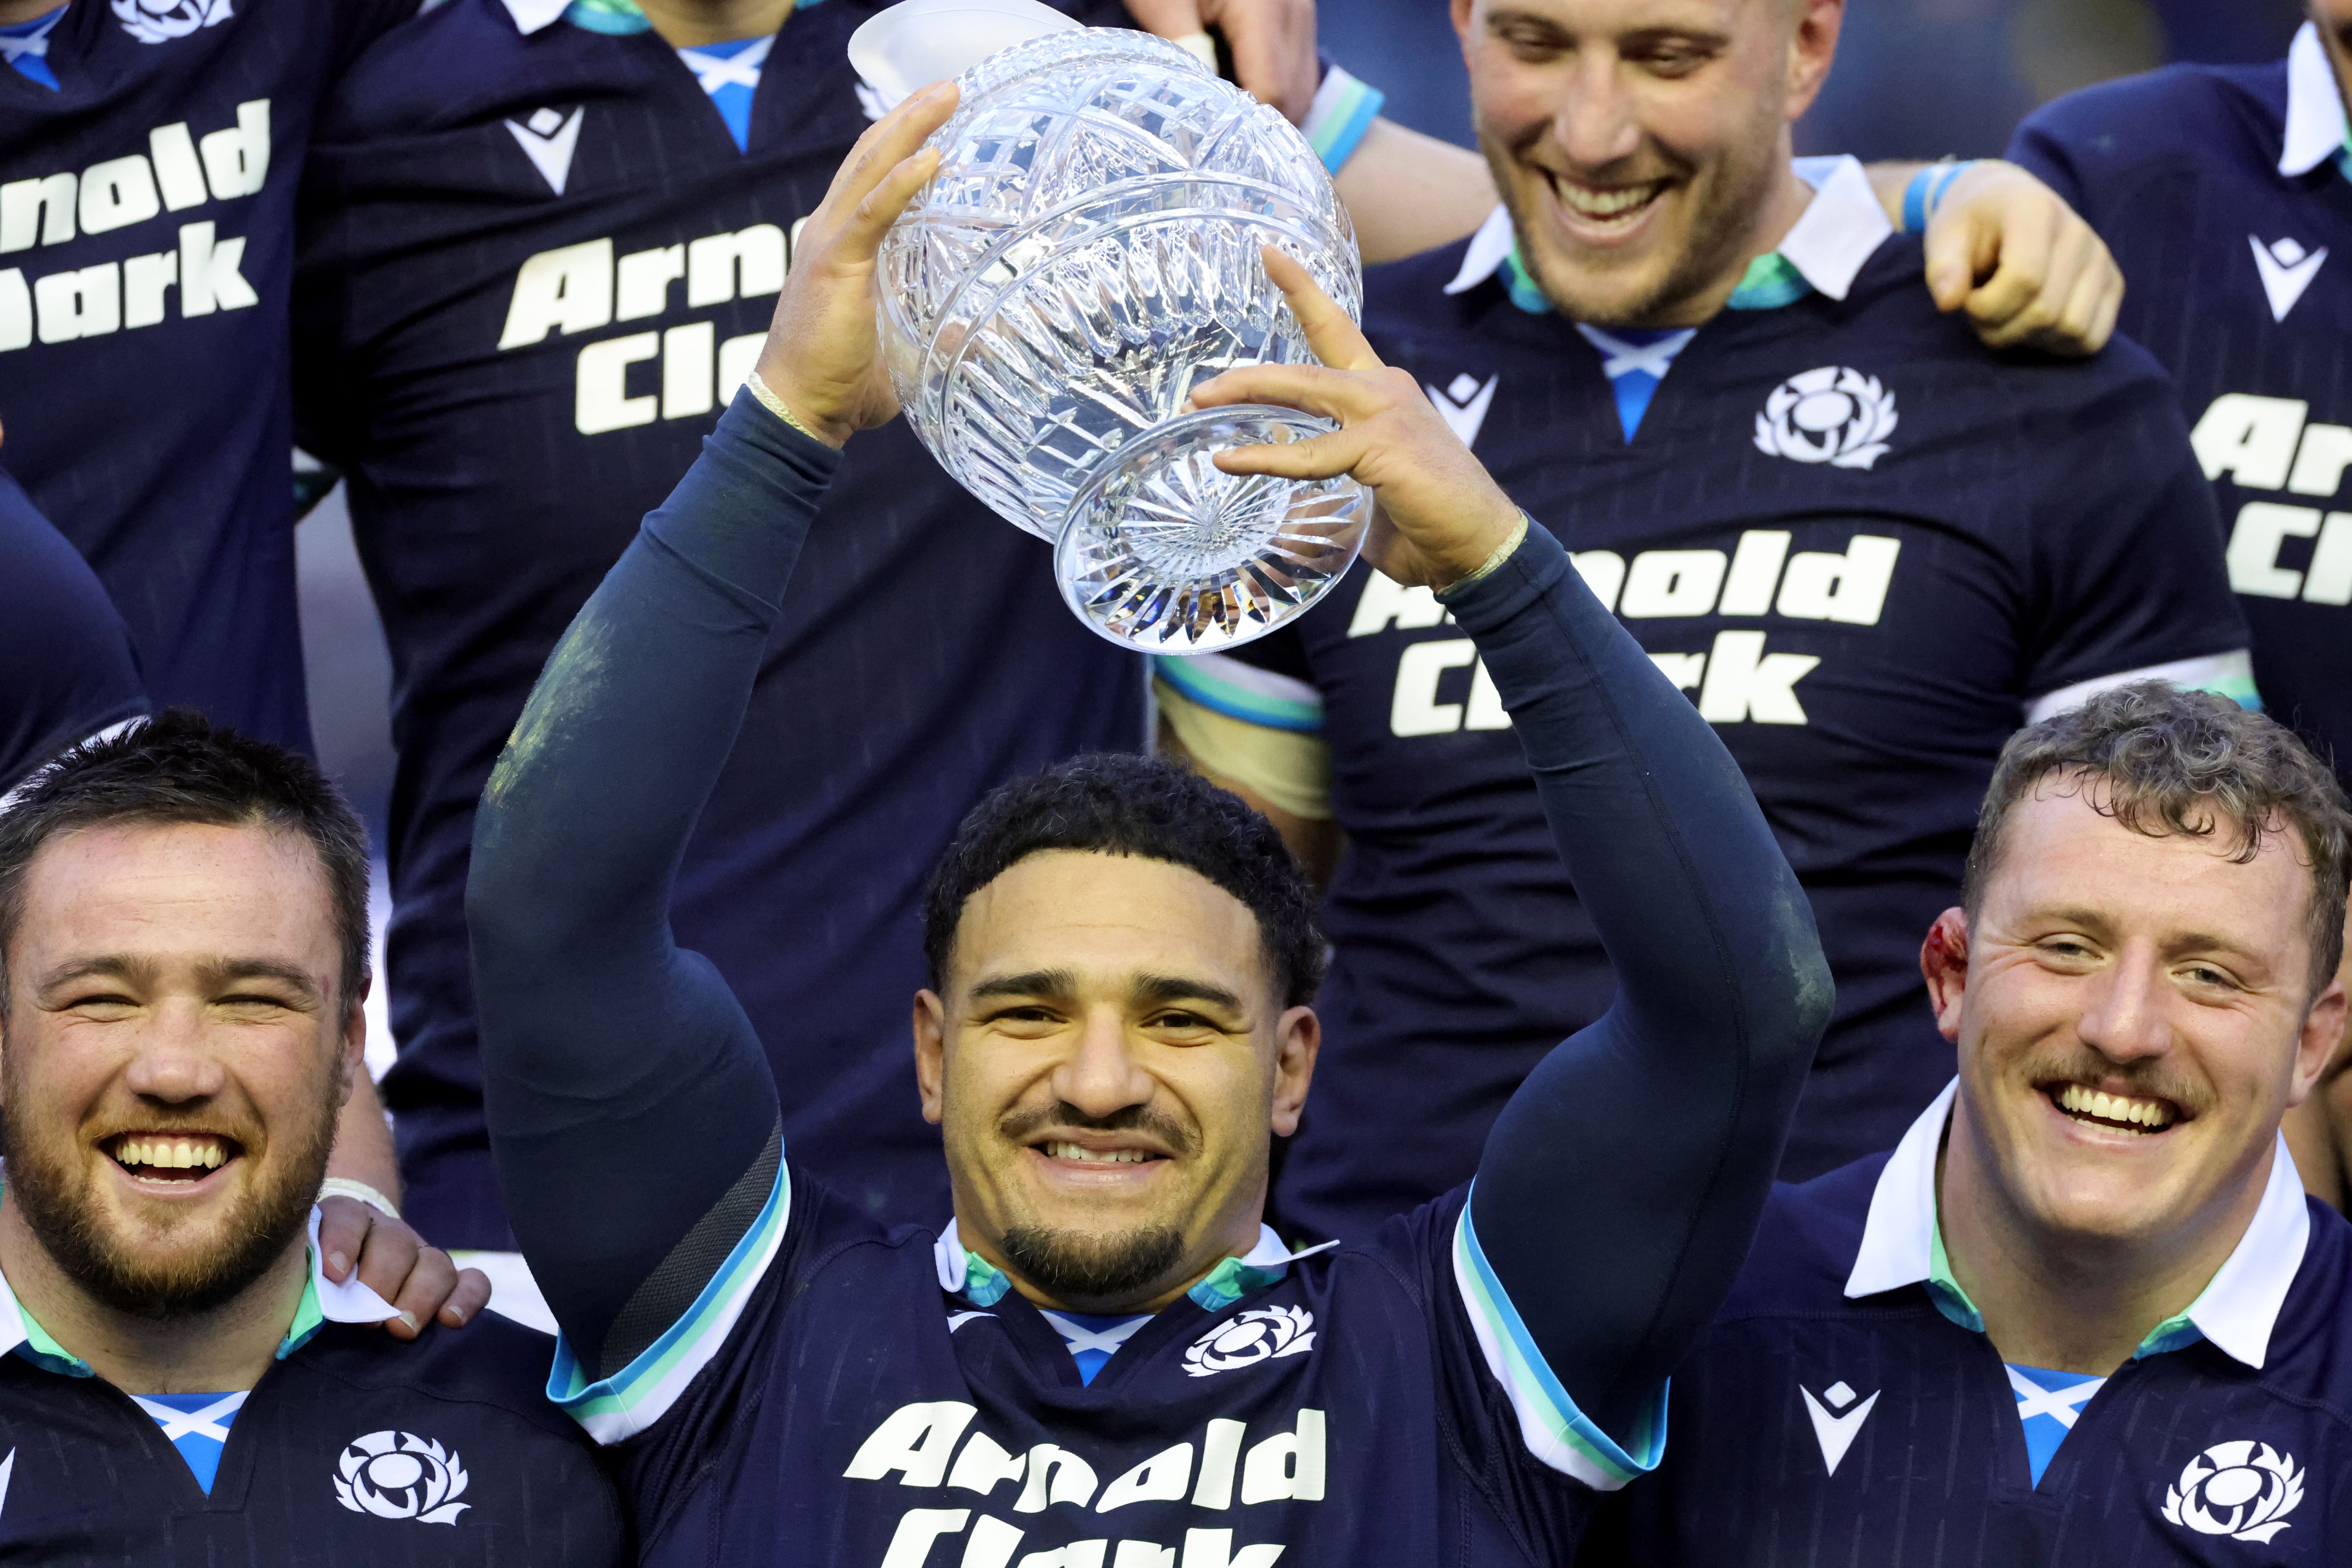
292 0 2311 1073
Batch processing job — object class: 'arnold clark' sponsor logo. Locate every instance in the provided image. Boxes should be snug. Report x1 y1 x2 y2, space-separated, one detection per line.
495 217 812 437
843 1400 1323 1567
2191 394 2352 608
1 100 269 350
1352 529 1900 734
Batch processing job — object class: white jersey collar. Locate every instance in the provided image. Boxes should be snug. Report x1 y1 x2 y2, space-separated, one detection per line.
2281 23 2348 178
1443 153 1892 306
1844 1079 2311 1370
503 0 575 35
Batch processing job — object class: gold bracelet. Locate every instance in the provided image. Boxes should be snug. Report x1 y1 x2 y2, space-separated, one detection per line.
318 1177 401 1220
745 368 827 445
1437 512 1531 599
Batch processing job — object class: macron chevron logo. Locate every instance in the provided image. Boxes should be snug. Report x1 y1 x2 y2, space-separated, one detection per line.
1426 373 1498 449
505 106 585 196
1799 1379 1879 1477
2250 235 2327 324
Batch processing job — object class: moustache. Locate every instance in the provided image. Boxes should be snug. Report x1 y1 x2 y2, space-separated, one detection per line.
997 1101 1199 1159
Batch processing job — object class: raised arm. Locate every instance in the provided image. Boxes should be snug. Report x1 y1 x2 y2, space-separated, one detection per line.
466 90 958 1376
1192 252 1831 1448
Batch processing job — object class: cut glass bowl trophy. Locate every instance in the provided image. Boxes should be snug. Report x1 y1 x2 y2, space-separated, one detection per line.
851 0 1370 654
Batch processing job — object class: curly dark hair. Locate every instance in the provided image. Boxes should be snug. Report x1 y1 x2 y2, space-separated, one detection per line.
0 710 371 1012
1964 682 2351 995
923 753 1326 1008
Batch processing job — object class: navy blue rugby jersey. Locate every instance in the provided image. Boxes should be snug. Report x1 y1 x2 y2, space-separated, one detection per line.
292 0 1147 1247
552 1169 1645 1567
1581 1086 2352 1565
1207 166 2248 1230
0 465 145 798
2010 23 2352 786
0 0 415 751
0 1218 626 1564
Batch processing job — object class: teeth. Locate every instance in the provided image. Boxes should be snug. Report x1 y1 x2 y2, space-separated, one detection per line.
1045 1142 1152 1165
2056 1084 2174 1131
113 1137 227 1171
1558 181 1658 220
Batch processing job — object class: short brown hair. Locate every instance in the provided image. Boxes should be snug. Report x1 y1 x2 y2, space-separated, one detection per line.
0 711 371 1013
1964 683 2351 996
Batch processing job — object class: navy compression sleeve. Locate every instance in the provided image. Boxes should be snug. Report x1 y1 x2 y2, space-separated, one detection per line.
468 392 835 1373
1452 523 1831 1443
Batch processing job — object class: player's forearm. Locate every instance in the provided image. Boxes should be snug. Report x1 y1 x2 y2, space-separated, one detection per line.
1455 522 1829 1438
325 1070 402 1203
469 392 828 1352
1336 119 1498 264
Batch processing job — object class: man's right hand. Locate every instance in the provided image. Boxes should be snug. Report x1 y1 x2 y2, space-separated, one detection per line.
1186 247 1523 591
749 83 958 447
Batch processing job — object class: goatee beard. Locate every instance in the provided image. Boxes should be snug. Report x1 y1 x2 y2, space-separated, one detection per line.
1000 1223 1186 1309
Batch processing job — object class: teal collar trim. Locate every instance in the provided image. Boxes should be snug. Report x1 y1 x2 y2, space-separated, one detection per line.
1847 1083 2312 1369
933 1219 1334 1314
1474 154 1887 320
563 0 651 34
0 1204 398 1378
1723 251 1811 311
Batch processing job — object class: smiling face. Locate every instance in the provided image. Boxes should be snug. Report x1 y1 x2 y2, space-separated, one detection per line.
0 821 359 1318
1929 780 2345 1257
1452 0 1839 326
914 850 1318 1314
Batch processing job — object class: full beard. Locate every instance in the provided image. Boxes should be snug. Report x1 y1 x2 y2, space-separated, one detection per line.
2 1067 342 1321
1000 1221 1187 1308
1483 117 1788 328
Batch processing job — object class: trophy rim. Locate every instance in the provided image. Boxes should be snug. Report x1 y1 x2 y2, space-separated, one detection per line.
1051 403 1370 655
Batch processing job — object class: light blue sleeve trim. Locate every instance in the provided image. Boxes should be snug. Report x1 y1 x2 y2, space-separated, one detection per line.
1301 64 1383 175
1150 653 1325 734
548 1160 792 1445
1450 1192 1665 1491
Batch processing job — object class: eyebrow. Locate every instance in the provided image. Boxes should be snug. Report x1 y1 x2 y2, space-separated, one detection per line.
33 955 325 1005
1131 973 1245 1013
965 969 1247 1013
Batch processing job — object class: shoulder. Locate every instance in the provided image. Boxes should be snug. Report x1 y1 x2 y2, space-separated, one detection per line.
1361 235 1499 350
1837 242 2179 419
2014 60 2285 176
2268 1201 2352 1399
294 1314 595 1443
1711 1156 1887 1322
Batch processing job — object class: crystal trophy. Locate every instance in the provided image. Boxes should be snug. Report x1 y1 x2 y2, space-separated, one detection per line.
853 0 1371 654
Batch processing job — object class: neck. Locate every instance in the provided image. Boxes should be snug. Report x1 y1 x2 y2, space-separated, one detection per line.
1639 158 1815 329
634 0 790 48
0 1196 308 1395
0 0 64 27
1935 1106 2270 1376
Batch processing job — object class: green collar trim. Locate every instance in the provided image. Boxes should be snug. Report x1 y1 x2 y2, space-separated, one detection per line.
1924 1194 2203 1362
956 1244 1304 1314
562 0 652 34
5 1254 327 1377
1498 243 1814 319
1723 250 1811 311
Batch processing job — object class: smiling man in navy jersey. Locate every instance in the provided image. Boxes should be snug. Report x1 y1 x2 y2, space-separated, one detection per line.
1999 10 2352 1209
0 0 427 752
0 713 622 1565
1159 0 2258 1243
288 0 1530 1277
465 89 1831 1564
1581 685 2352 1565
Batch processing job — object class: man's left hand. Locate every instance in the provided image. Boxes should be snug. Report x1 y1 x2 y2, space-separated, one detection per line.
1123 0 1319 125
318 1196 491 1338
1924 160 2123 356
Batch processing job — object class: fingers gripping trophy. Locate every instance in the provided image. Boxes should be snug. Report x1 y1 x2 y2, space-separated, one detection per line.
849 0 1373 652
